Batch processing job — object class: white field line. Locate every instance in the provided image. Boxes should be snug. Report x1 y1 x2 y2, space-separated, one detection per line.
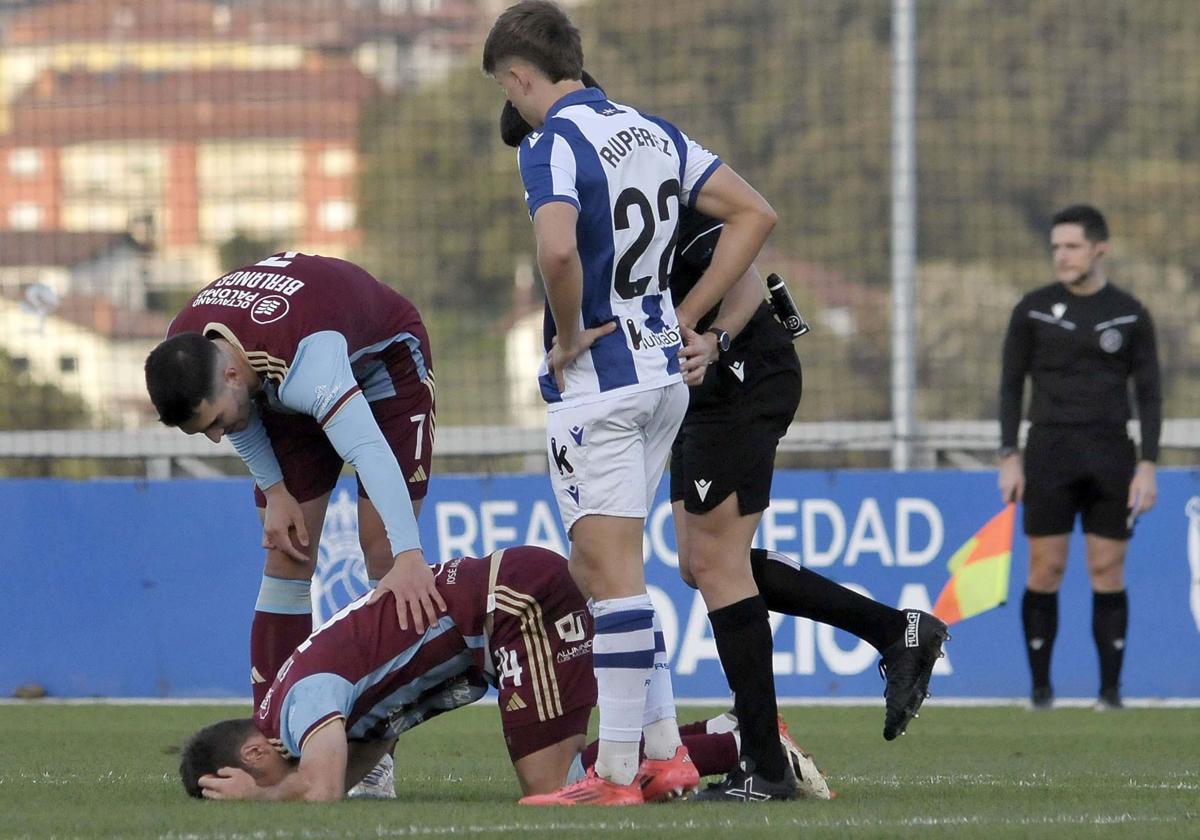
3 696 1200 707
151 812 1200 839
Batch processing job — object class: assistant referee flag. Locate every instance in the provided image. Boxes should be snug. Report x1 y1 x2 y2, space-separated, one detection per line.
932 504 1015 625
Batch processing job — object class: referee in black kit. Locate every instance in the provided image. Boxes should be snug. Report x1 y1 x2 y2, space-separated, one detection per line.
502 76 949 801
998 204 1162 711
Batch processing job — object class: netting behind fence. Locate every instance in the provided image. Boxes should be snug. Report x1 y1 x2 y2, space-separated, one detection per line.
0 0 1197 474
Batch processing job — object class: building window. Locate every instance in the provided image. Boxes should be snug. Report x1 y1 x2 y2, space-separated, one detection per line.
59 355 78 373
8 148 42 177
8 203 43 230
320 147 356 177
11 357 30 374
318 200 356 232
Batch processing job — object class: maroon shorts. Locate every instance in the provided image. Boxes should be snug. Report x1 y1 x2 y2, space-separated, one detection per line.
488 546 597 762
253 373 435 509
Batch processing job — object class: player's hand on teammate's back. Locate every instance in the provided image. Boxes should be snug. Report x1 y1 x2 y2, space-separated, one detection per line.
370 549 447 633
547 321 617 392
998 454 1024 504
678 324 714 386
199 767 260 800
261 483 310 562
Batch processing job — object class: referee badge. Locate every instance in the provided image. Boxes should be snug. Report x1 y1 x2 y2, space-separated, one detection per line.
1099 328 1123 353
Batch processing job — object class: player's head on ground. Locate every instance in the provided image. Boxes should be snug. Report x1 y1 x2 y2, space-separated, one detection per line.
179 718 293 799
1050 204 1108 287
483 1 583 129
145 332 255 441
500 69 600 148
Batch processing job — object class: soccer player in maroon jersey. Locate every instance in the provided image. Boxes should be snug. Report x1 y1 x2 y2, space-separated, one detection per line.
180 546 829 803
145 252 443 725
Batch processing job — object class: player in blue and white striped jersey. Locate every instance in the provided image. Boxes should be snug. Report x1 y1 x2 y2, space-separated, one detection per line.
483 0 777 807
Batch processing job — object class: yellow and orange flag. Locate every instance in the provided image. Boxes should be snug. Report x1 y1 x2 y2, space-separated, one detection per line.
932 503 1015 625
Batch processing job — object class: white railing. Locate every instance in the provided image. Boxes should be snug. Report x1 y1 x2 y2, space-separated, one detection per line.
2 419 1197 477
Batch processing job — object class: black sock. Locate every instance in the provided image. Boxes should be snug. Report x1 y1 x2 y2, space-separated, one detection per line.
1022 589 1058 690
1092 590 1128 692
709 595 787 782
749 548 906 651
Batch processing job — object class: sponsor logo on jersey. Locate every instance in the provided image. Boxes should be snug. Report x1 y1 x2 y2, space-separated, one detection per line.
1099 327 1123 353
527 131 543 148
505 694 527 712
625 319 681 352
729 360 745 382
251 295 290 324
569 425 585 446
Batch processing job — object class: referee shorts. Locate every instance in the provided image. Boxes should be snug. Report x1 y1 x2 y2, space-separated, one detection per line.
1022 424 1137 540
670 343 801 516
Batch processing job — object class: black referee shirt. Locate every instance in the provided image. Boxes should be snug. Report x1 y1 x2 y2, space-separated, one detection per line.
999 281 1162 461
670 209 792 354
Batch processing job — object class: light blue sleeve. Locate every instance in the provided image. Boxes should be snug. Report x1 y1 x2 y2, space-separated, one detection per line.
321 394 421 555
278 331 421 556
277 331 361 422
280 673 355 758
227 404 284 491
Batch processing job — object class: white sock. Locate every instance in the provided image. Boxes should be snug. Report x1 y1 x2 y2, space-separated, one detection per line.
642 607 682 760
591 594 656 785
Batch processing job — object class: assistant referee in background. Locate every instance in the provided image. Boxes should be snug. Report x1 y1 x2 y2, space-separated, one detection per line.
998 204 1162 710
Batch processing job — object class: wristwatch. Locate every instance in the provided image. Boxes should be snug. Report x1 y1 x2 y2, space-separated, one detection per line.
706 327 731 356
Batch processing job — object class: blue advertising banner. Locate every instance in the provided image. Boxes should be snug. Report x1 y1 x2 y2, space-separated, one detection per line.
3 470 1198 699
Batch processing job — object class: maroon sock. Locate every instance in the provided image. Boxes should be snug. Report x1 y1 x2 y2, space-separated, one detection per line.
681 732 738 776
677 720 708 737
580 731 737 778
250 611 312 707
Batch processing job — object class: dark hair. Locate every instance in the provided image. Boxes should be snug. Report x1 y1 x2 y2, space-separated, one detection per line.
1051 204 1108 242
500 70 600 147
179 718 257 799
144 332 220 426
482 0 583 82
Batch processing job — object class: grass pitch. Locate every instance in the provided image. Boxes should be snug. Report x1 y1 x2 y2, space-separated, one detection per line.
0 702 1196 839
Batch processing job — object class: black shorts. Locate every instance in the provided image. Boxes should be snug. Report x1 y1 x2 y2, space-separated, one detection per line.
670 343 801 515
1022 424 1136 539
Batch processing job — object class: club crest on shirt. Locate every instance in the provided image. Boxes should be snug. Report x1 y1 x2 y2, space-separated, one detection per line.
1099 327 1123 353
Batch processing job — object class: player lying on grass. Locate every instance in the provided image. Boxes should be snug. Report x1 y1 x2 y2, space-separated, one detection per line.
180 545 830 804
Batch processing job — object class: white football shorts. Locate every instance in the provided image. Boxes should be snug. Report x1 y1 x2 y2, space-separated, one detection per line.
545 381 688 535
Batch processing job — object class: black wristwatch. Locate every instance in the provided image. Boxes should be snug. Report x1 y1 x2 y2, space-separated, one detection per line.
706 327 731 356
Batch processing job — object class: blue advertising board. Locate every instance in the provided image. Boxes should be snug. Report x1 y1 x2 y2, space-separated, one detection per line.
3 470 1198 699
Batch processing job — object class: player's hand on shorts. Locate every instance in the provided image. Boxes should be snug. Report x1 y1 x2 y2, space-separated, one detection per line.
997 454 1024 504
261 483 310 562
678 324 715 386
548 321 617 392
369 549 447 633
199 767 259 800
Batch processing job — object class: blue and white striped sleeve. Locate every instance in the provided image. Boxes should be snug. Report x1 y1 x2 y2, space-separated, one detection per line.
677 129 721 208
519 131 580 217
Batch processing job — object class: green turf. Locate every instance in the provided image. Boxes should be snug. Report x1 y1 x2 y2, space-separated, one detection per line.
0 703 1196 839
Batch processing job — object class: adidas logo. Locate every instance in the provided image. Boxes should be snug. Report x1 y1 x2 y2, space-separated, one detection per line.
729 360 745 382
694 479 712 502
409 465 427 483
505 694 527 712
